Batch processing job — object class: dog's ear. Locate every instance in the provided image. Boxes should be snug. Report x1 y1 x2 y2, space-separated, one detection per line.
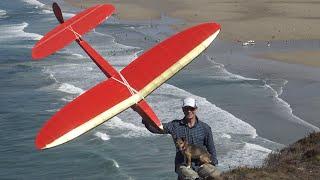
181 137 186 142
172 134 177 141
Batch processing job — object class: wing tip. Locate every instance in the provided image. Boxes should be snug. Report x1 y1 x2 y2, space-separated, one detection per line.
31 50 42 60
35 131 50 150
35 138 45 150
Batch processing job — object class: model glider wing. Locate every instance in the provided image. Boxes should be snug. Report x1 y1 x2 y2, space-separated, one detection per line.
35 78 142 149
120 22 220 97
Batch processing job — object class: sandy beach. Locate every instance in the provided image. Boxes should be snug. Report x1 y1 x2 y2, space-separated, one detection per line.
65 0 320 67
65 0 320 41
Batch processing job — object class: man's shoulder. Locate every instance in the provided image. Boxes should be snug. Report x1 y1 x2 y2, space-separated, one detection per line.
163 119 184 128
172 119 182 123
163 119 183 133
197 120 211 130
167 119 182 125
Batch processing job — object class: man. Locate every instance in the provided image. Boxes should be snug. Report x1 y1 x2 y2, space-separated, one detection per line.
142 97 218 179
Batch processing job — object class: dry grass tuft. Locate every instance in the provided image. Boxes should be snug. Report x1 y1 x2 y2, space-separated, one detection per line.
221 132 320 180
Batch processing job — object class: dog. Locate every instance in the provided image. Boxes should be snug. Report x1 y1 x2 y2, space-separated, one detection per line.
175 137 212 168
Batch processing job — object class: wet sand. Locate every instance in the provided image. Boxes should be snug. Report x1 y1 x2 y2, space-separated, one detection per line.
256 50 320 68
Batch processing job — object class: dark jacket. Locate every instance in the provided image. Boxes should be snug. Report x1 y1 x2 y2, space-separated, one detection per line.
143 117 218 171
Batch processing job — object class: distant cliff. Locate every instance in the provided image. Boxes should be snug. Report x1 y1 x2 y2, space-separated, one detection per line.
222 132 320 180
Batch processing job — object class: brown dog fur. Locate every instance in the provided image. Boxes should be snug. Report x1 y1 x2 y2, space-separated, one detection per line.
175 137 212 167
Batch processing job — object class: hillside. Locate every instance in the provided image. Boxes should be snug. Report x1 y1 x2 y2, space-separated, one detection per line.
222 132 320 180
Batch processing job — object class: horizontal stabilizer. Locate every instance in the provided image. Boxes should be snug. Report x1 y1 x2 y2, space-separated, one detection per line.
32 4 115 59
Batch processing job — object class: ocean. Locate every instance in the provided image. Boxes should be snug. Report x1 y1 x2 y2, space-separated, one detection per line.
1 0 318 179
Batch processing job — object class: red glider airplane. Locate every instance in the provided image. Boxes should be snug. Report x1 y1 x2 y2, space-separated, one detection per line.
32 3 220 150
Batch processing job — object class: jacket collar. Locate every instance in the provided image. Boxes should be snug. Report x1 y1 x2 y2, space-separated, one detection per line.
180 116 199 128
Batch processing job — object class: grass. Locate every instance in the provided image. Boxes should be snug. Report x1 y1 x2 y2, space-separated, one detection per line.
221 132 320 180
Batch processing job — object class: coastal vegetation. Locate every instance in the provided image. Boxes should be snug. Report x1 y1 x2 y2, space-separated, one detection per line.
222 132 320 179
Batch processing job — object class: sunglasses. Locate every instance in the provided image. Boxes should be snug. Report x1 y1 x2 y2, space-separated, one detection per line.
183 106 196 111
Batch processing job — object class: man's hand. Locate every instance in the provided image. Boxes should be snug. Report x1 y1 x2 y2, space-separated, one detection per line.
142 118 165 134
141 118 147 125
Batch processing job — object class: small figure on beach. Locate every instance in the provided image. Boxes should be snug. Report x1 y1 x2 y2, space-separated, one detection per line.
142 97 220 180
267 41 271 47
242 40 255 46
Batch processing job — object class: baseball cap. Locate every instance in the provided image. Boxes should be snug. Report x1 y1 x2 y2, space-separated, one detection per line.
182 97 197 108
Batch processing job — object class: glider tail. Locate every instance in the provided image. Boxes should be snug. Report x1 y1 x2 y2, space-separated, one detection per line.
52 2 117 78
32 3 117 77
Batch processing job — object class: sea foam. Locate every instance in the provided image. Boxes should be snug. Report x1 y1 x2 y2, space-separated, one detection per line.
102 116 154 138
0 9 7 18
264 83 320 131
94 132 111 141
221 142 272 169
0 22 43 41
58 83 84 95
22 0 45 7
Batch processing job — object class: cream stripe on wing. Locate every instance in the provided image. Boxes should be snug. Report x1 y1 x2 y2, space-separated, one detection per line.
140 30 220 97
44 30 220 149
